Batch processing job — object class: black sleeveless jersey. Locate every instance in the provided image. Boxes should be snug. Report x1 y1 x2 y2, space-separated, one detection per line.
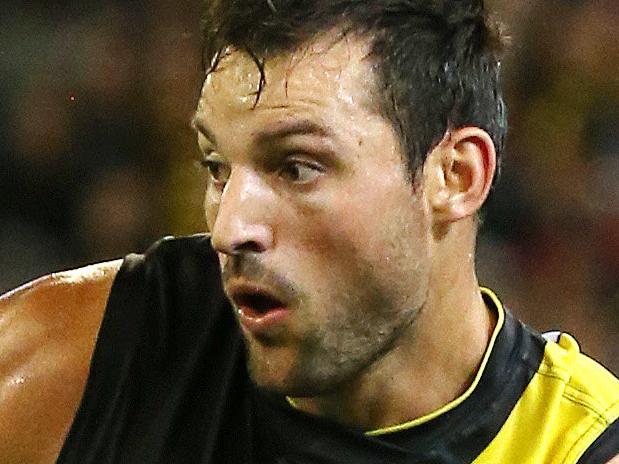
57 235 619 463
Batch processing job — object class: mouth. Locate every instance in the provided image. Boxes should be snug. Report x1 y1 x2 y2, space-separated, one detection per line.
228 285 291 334
233 291 286 316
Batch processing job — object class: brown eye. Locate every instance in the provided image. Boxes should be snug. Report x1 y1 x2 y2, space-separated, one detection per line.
201 159 231 187
280 159 323 184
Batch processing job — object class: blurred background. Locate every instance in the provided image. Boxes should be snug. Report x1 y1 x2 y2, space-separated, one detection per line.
0 0 617 373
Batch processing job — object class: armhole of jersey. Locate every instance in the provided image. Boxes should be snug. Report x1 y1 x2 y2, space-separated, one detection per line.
576 418 619 464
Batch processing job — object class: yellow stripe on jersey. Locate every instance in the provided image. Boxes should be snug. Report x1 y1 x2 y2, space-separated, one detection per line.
474 332 619 463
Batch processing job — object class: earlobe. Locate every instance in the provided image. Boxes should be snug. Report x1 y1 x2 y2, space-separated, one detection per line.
425 127 496 223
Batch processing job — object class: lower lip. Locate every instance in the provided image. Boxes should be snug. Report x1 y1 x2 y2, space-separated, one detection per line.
237 306 291 334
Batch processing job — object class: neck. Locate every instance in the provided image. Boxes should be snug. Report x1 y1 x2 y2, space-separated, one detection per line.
289 223 496 431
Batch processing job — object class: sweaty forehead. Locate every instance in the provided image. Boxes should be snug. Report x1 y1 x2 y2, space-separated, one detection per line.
196 33 377 118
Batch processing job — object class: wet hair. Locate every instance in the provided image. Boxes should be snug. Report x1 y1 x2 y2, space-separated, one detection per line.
201 0 508 181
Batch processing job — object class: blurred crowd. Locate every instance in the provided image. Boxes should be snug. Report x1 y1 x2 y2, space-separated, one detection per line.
1 0 617 372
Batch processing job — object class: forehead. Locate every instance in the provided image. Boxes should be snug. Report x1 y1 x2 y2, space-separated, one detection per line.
194 33 378 128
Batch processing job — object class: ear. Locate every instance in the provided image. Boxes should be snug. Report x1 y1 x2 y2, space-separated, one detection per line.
423 127 496 223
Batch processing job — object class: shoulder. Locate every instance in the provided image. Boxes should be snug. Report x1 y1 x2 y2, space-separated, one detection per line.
544 333 619 464
0 259 123 312
476 322 619 463
538 332 619 424
525 332 619 463
0 260 122 464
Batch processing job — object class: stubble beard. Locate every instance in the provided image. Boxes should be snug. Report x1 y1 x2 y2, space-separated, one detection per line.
246 267 425 398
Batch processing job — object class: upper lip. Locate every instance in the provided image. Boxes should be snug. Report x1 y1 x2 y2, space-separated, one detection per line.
225 281 288 310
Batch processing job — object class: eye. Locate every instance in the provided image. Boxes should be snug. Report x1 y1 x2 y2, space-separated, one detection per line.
280 158 323 184
201 158 231 188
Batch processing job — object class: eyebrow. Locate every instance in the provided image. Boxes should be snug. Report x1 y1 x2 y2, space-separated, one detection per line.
254 119 334 146
190 116 334 148
190 113 218 146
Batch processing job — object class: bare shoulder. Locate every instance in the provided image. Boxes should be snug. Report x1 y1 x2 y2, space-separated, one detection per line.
607 455 619 464
0 260 122 464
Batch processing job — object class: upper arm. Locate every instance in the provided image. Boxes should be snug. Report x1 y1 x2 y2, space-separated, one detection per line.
0 261 122 464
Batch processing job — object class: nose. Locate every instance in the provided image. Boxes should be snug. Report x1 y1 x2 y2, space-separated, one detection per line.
209 167 274 256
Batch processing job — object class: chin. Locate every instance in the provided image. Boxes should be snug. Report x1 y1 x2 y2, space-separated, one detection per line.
246 347 294 391
246 358 316 397
248 369 296 395
248 361 344 398
244 336 361 397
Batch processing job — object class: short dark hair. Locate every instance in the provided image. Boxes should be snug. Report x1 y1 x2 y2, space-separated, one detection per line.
201 0 508 181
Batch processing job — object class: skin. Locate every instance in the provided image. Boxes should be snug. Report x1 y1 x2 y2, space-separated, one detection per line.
0 260 121 464
194 32 497 429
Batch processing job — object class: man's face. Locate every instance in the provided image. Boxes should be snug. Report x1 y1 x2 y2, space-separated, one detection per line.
193 34 432 396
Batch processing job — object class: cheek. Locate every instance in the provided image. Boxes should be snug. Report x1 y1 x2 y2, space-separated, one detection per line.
282 194 392 282
298 188 425 256
300 190 429 297
287 196 366 256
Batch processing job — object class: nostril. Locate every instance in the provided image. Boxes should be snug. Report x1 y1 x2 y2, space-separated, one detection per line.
209 201 274 255
231 240 266 254
212 231 271 256
217 223 273 255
